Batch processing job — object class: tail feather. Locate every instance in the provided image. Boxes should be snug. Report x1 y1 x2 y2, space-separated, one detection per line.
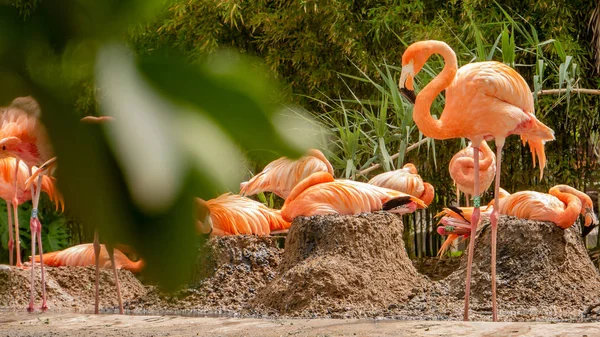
31 250 61 266
520 117 554 180
438 234 460 257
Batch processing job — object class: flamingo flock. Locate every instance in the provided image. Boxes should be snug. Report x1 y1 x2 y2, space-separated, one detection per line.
1 39 596 323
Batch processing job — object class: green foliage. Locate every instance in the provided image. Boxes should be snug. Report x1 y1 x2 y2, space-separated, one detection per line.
0 0 315 290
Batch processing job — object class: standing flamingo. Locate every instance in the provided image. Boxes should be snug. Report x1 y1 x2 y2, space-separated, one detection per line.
1 158 63 267
239 148 334 199
29 243 145 273
449 141 496 206
196 193 290 236
399 40 555 320
367 163 435 207
280 172 425 222
437 185 597 254
0 96 55 312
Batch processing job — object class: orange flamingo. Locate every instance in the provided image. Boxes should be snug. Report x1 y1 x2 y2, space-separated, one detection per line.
437 186 597 254
196 193 291 236
29 243 145 273
0 96 56 312
1 158 63 267
280 172 426 222
240 148 334 199
449 141 496 206
399 40 555 320
367 163 435 207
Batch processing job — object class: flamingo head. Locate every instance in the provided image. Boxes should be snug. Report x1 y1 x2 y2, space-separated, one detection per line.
382 196 418 215
437 216 472 236
195 198 213 235
583 206 598 228
0 136 22 159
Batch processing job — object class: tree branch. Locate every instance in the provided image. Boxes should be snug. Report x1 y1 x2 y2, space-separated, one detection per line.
535 88 600 96
357 137 430 177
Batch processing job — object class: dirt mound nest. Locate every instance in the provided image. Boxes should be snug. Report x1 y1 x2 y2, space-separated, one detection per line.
0 265 146 312
443 216 600 318
253 212 429 317
129 235 282 314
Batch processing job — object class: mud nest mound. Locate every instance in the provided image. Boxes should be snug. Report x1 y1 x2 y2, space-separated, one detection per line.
129 235 282 314
0 265 146 312
252 212 429 317
442 216 600 319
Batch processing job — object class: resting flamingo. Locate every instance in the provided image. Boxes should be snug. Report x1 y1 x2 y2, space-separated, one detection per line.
436 186 597 255
449 141 496 206
399 40 555 320
29 243 145 273
196 193 291 236
1 158 63 267
280 172 426 222
239 148 334 199
367 163 435 207
0 96 56 312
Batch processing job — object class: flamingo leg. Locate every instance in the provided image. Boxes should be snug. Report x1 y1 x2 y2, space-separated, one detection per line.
490 139 504 322
12 159 23 267
463 140 482 321
93 230 101 315
27 175 46 312
107 243 124 314
7 201 13 266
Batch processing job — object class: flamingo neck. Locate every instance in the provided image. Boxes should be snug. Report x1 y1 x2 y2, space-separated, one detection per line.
413 41 458 139
548 186 583 229
478 141 495 170
549 185 591 218
284 171 334 204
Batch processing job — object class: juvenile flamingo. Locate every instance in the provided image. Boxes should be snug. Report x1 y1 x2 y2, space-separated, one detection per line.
0 158 63 267
196 193 290 236
29 243 145 273
280 172 426 222
437 186 597 255
399 40 555 320
240 148 334 199
449 141 496 206
367 163 435 207
0 96 55 312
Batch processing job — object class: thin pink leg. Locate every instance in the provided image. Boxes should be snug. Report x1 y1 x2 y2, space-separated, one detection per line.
93 230 101 314
13 159 22 267
27 217 38 313
463 140 482 321
107 244 124 315
36 221 47 311
27 175 46 312
490 139 504 322
7 201 13 266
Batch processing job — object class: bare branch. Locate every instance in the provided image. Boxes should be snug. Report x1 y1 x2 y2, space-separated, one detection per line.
357 137 430 177
535 88 600 96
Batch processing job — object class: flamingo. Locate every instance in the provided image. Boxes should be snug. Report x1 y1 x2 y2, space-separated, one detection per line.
280 172 426 222
436 185 597 254
1 158 63 267
196 193 290 236
399 40 555 320
367 163 435 207
239 148 334 199
0 96 55 312
29 243 145 273
449 141 496 206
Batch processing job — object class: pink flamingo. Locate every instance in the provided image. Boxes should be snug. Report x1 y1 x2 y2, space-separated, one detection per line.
0 96 56 312
1 158 63 267
449 141 496 206
367 163 435 207
399 40 555 320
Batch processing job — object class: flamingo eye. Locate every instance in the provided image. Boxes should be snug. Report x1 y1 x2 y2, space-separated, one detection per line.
2 146 5 151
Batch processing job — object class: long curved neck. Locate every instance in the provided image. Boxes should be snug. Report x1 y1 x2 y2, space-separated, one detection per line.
548 185 583 229
413 41 458 139
284 171 334 205
549 185 590 217
478 141 495 170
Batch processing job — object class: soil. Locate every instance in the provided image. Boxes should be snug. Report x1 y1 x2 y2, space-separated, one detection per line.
0 265 146 312
2 213 600 324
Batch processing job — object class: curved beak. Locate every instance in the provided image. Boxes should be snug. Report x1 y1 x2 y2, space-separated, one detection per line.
399 61 416 104
582 207 598 237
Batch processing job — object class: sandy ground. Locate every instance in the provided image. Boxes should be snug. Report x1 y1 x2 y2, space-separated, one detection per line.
1 312 600 336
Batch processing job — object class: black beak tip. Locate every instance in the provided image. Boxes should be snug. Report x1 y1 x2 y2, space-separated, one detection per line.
400 88 416 104
382 196 412 211
582 223 596 238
